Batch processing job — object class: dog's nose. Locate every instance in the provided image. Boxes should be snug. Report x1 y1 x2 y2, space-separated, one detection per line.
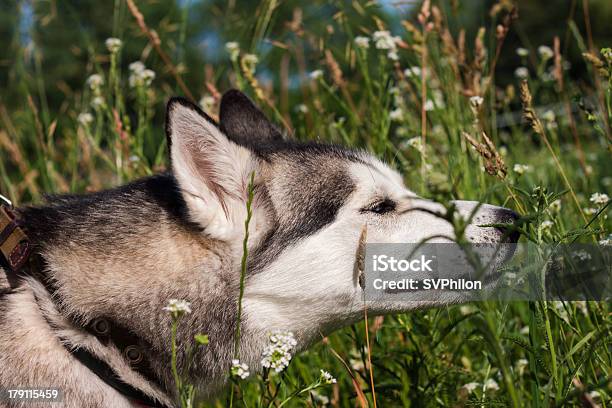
494 208 520 242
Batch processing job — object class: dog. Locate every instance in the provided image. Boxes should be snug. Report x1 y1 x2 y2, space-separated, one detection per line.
0 90 518 407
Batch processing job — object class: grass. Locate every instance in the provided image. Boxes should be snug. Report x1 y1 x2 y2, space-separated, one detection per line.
0 1 610 407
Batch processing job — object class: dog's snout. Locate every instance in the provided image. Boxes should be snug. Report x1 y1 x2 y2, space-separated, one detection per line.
494 208 520 242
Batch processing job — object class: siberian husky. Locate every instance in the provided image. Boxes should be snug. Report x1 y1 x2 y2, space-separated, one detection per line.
0 90 518 407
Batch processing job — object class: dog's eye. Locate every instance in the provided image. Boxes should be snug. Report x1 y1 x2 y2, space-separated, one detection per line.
363 198 396 215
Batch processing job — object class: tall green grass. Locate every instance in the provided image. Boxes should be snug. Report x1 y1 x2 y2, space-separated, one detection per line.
0 1 610 407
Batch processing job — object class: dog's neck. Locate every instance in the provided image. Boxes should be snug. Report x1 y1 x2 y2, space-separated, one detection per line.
15 174 271 398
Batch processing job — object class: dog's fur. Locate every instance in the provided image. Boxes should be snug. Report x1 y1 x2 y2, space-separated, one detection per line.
0 90 517 407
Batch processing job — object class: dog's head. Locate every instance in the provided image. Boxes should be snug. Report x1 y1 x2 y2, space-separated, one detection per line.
166 90 518 339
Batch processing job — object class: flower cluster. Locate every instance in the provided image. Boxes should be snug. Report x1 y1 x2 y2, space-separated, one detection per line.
242 54 259 74
86 74 105 109
538 45 554 60
372 30 401 61
484 378 499 391
77 112 94 127
87 74 104 91
319 369 337 384
540 220 554 232
462 382 479 394
199 95 216 112
225 41 240 62
402 137 423 152
469 95 484 110
163 299 192 317
128 61 155 88
404 66 422 78
548 199 562 213
590 192 609 206
354 36 370 49
105 37 122 54
514 67 529 79
513 163 530 175
261 330 297 373
516 47 529 57
231 359 250 379
516 358 529 376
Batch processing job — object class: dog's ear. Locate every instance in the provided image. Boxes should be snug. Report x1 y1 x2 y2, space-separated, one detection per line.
166 97 258 240
219 89 283 148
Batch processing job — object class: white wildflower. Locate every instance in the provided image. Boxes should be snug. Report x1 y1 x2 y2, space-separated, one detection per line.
516 47 529 57
513 163 530 175
424 99 434 111
404 66 422 78
469 95 484 109
402 137 423 152
225 41 240 62
354 36 370 49
520 326 529 335
599 234 611 246
77 112 94 127
389 108 404 121
242 54 259 74
261 330 297 373
484 378 499 391
516 359 529 376
309 69 323 80
199 95 216 112
590 192 609 206
129 61 146 74
163 299 192 316
514 67 529 79
86 74 104 91
320 369 337 384
295 104 308 114
542 110 556 123
583 207 598 216
549 199 562 213
538 45 554 60
105 37 122 54
541 220 554 231
90 96 105 109
462 382 480 394
129 62 155 88
231 359 250 379
372 30 401 60
372 30 400 50
141 69 155 85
